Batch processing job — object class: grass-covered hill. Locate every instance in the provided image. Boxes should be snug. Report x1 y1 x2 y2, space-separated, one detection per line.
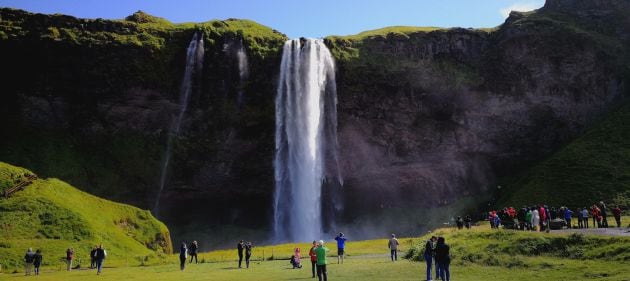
496 101 630 209
0 162 172 269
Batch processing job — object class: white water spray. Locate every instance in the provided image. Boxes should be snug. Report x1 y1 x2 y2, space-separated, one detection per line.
154 33 204 216
273 39 342 242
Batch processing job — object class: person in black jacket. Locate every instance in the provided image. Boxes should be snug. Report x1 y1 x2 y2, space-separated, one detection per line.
90 246 97 269
33 249 43 276
179 242 188 271
94 244 107 275
423 236 436 281
189 241 199 264
435 237 451 281
245 242 253 268
237 240 244 268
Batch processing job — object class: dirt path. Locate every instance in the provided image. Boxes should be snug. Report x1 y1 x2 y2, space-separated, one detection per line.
551 227 630 237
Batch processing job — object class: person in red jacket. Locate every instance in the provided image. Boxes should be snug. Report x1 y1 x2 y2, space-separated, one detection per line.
539 205 547 231
308 240 318 278
612 206 622 228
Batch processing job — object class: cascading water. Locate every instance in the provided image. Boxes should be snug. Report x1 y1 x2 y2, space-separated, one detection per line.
236 39 249 107
273 38 342 242
154 33 205 216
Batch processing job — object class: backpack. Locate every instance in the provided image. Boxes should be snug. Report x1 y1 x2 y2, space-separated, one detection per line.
25 254 34 263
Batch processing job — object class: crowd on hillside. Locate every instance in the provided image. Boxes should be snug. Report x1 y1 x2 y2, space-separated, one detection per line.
485 201 624 231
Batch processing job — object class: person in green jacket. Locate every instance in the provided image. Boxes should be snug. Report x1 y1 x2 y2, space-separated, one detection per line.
314 240 329 281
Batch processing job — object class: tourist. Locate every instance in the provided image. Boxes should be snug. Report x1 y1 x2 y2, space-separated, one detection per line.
245 242 252 268
24 248 35 276
388 234 399 261
179 242 187 271
66 248 74 271
518 207 527 230
526 208 533 231
464 215 472 229
94 244 107 275
577 207 584 228
532 207 540 232
456 216 464 229
600 201 609 228
90 246 97 269
564 207 573 229
334 232 347 264
424 236 437 281
237 240 245 268
309 241 318 278
33 249 42 276
612 206 622 228
189 241 198 264
290 248 302 269
539 205 547 231
592 205 601 228
582 207 589 228
315 240 329 281
435 237 451 281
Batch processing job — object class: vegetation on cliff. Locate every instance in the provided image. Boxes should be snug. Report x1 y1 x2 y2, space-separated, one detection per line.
0 162 172 268
496 102 630 209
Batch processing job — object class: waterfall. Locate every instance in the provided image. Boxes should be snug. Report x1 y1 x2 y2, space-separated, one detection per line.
236 39 249 107
154 33 205 216
273 38 342 242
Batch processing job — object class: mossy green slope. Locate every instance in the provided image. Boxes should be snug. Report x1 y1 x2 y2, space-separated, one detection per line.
0 162 172 268
496 102 630 209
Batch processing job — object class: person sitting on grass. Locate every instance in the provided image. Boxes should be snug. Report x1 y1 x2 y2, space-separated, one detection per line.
290 248 303 268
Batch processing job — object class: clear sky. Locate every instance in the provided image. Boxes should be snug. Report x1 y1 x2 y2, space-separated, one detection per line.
0 0 545 38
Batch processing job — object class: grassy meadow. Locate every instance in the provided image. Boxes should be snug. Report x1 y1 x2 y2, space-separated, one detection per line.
2 224 629 281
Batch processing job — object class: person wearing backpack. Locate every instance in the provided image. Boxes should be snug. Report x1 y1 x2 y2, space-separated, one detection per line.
33 249 43 276
423 236 437 281
94 244 107 275
24 248 35 276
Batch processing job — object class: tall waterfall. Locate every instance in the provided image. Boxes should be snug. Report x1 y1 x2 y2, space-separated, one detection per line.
154 33 205 216
273 39 342 242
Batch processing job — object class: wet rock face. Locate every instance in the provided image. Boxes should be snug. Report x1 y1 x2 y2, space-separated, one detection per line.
329 6 629 215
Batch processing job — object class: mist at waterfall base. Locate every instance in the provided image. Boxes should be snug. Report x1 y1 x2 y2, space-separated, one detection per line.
273 39 343 243
154 33 204 216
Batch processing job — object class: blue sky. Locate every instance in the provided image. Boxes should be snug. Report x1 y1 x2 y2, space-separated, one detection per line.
0 0 545 38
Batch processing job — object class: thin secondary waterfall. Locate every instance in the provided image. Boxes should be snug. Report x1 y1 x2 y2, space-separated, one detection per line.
236 39 249 107
154 33 204 216
273 38 342 242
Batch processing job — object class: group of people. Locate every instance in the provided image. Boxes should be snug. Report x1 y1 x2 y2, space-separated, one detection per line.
487 201 624 231
22 244 106 276
423 236 451 281
22 248 42 276
178 240 201 270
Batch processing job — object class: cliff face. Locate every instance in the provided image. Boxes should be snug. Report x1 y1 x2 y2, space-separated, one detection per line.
1 0 629 242
327 0 629 218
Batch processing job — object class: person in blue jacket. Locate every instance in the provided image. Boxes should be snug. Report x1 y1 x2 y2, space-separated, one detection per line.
564 207 574 229
334 233 347 264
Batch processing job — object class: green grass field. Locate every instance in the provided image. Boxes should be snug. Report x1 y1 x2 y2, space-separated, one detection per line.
2 224 629 281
